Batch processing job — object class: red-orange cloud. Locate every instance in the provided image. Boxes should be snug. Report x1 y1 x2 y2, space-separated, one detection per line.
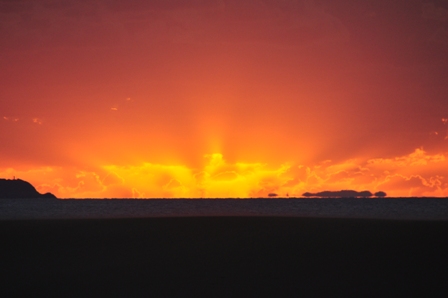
1 148 447 198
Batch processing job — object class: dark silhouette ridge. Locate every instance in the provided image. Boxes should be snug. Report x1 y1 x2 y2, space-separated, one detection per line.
0 178 56 199
374 191 387 197
302 190 386 198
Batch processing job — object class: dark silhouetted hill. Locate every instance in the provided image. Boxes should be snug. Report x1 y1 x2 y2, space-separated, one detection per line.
302 190 381 198
0 179 56 199
374 191 387 197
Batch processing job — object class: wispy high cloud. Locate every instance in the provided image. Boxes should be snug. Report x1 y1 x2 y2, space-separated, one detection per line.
32 118 43 125
2 117 19 122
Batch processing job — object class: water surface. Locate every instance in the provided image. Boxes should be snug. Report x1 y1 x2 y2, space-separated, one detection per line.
1 198 447 220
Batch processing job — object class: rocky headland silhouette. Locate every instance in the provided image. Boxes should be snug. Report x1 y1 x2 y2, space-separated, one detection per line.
302 190 387 198
0 178 56 199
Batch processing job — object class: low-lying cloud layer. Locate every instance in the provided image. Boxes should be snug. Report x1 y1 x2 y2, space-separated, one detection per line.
1 148 447 198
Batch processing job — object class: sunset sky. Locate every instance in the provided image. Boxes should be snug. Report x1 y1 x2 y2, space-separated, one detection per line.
1 0 448 198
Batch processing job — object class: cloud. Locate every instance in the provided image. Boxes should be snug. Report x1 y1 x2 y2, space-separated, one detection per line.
41 171 108 198
109 98 133 112
342 149 447 196
103 162 195 198
103 154 292 198
2 117 19 122
0 165 125 198
1 148 447 198
277 148 448 197
376 174 447 197
3 116 44 124
32 118 43 124
0 154 291 198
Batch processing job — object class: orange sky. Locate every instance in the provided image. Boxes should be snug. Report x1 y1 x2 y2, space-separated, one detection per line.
1 0 448 198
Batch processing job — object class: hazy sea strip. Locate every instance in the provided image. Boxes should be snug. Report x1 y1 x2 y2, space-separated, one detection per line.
1 198 448 220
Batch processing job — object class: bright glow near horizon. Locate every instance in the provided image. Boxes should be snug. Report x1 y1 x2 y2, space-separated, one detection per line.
1 149 448 198
1 1 448 198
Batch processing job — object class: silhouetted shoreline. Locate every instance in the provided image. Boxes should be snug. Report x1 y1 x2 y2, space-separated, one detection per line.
303 190 387 198
0 178 56 199
1 217 447 296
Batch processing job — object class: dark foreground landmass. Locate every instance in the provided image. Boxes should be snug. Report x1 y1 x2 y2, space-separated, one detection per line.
1 217 447 297
0 178 56 199
303 190 386 198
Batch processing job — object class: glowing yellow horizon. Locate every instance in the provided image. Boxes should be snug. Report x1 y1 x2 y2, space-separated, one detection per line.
1 149 448 198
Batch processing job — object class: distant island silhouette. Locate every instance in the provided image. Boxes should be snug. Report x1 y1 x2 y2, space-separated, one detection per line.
302 190 387 198
0 178 56 199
